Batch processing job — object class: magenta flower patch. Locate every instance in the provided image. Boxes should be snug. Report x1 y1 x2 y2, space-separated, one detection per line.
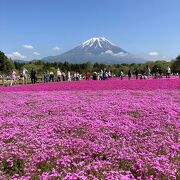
0 78 179 179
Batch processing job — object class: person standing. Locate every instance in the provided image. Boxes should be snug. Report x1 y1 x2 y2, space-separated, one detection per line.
67 71 71 81
99 70 103 80
159 68 163 78
62 72 66 81
103 68 107 80
166 66 171 78
11 70 17 86
105 71 109 80
44 70 50 83
30 68 36 84
155 68 159 79
120 70 124 80
56 68 62 82
22 67 28 84
85 71 91 80
135 69 139 80
93 72 97 80
76 72 80 81
128 69 132 80
147 66 151 79
108 70 111 78
49 71 54 82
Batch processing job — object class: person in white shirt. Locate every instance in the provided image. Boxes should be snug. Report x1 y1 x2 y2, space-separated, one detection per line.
166 66 171 78
120 70 124 80
57 68 62 82
22 67 28 84
147 66 151 79
67 71 71 81
108 71 111 78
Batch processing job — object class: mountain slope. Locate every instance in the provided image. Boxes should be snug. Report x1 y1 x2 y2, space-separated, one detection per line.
43 37 144 64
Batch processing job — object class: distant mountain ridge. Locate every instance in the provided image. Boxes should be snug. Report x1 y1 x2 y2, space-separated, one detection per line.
43 37 144 64
13 59 29 63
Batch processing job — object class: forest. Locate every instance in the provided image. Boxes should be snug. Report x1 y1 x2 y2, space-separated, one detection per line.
0 51 180 76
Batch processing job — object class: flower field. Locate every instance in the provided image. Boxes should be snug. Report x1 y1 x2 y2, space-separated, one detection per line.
0 78 180 179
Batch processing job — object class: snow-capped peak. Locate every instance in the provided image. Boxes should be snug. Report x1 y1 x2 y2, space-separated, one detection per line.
81 37 115 48
43 37 142 64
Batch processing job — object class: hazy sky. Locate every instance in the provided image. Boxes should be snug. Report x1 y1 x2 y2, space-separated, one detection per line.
0 0 180 60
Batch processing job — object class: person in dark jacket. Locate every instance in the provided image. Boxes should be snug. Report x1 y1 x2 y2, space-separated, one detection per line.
49 71 54 82
128 69 132 80
159 68 163 78
135 69 139 80
30 68 36 84
93 72 97 80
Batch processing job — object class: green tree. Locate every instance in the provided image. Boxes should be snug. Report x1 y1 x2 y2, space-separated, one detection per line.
152 60 170 73
0 51 14 84
171 56 180 73
0 51 14 74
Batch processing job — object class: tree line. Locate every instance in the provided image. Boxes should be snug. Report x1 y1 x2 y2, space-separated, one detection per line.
0 51 180 76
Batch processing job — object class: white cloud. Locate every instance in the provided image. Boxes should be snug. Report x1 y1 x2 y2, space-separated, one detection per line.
6 52 26 59
53 46 61 51
149 51 159 56
104 50 127 57
105 50 113 54
33 52 40 56
23 44 34 49
114 52 126 57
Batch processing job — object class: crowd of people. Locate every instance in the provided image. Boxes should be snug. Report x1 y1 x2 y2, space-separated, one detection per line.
0 66 177 86
119 66 172 80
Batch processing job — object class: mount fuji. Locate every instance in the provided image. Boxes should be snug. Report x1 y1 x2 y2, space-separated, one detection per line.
43 37 144 64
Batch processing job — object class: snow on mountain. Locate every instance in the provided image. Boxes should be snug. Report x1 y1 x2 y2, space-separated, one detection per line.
78 37 127 54
43 37 144 64
81 37 114 48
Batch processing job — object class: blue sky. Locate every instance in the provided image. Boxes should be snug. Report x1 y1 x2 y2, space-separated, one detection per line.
0 0 180 61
